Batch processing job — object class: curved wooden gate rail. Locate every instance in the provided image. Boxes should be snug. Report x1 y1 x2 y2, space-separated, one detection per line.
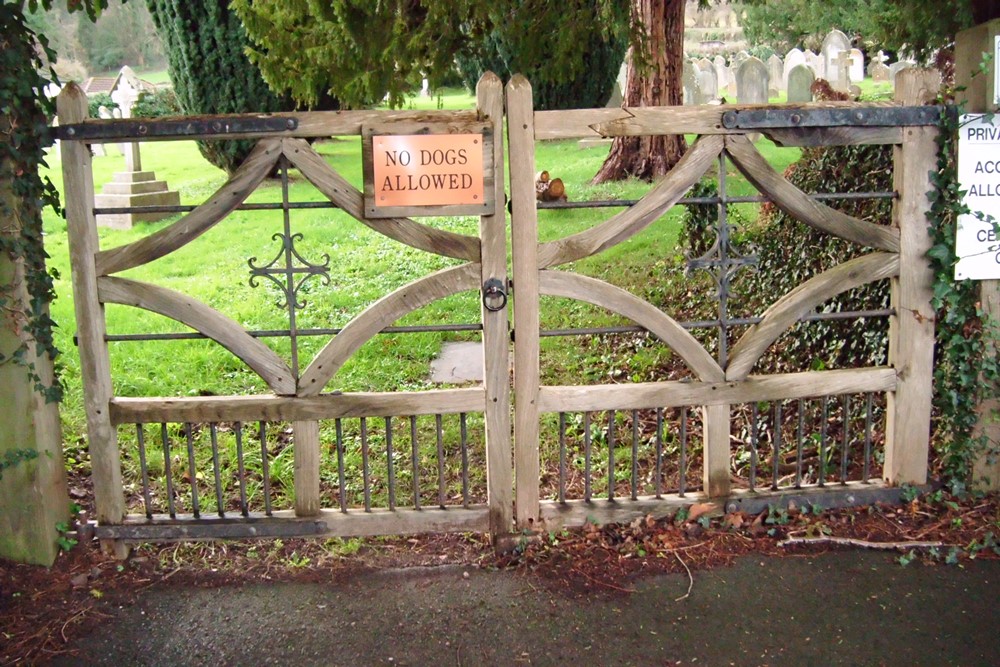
55 69 942 550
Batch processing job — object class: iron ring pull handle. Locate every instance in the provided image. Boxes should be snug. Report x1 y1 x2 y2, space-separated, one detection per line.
482 278 508 312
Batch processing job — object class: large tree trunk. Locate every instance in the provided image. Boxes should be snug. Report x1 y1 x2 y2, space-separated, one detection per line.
592 0 687 184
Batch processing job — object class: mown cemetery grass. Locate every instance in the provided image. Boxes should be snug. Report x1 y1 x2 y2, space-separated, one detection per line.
41 96 801 511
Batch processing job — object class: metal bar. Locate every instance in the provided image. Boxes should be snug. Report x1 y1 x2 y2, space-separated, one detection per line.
92 201 339 215
57 115 299 141
361 417 371 512
820 397 829 487
436 414 446 509
655 408 663 499
721 106 941 129
103 323 483 343
162 423 176 519
235 422 248 517
679 408 687 497
136 424 153 519
631 410 639 501
608 411 616 501
460 413 469 508
584 412 592 502
841 395 851 484
336 419 347 513
386 417 396 510
259 421 272 517
185 423 200 519
410 415 420 510
796 399 804 489
863 393 873 484
558 412 567 504
772 403 782 491
536 191 896 210
749 404 758 492
210 423 224 517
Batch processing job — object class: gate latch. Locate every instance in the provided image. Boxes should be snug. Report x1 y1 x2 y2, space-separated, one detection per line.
482 278 508 312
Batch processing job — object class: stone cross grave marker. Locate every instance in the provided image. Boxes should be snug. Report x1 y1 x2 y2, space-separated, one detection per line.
821 29 851 88
833 50 854 92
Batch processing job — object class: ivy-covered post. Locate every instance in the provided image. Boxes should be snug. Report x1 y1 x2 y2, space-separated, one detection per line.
956 18 1000 490
885 69 941 485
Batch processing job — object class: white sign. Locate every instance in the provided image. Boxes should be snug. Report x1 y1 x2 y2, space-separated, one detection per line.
956 114 1000 280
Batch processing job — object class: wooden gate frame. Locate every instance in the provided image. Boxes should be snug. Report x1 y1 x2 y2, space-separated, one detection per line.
506 70 941 531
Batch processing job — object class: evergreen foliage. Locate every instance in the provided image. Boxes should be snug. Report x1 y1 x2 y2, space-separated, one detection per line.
144 0 296 174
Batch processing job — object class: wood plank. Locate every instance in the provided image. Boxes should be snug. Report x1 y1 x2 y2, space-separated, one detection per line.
97 506 490 540
536 368 897 413
476 72 514 539
293 420 320 516
725 134 900 252
109 388 487 424
764 126 903 147
702 404 731 497
507 75 542 531
726 253 900 381
281 138 481 261
539 270 723 381
98 277 295 394
96 139 280 276
537 135 723 268
298 263 480 396
974 280 1000 490
884 69 940 485
57 84 127 541
533 108 631 140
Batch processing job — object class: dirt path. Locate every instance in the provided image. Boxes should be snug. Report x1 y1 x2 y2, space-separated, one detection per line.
52 551 1000 666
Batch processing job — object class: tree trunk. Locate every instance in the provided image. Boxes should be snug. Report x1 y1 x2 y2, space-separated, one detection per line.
592 0 687 184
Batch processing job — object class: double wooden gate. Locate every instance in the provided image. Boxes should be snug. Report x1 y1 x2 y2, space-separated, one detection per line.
55 70 940 548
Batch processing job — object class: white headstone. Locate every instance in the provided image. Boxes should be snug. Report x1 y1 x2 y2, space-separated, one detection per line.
805 49 825 79
421 78 430 97
821 30 851 86
786 64 816 103
833 50 854 92
849 48 865 82
783 48 806 89
683 61 700 105
698 66 719 103
767 54 784 93
714 55 730 93
736 56 769 104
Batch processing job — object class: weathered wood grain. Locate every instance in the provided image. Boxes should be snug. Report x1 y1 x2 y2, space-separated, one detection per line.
726 253 900 381
539 270 723 382
536 368 896 413
293 420 321 517
97 276 295 394
702 404 731 498
298 263 480 396
96 139 280 276
764 126 903 147
281 138 481 261
725 134 900 252
537 135 723 268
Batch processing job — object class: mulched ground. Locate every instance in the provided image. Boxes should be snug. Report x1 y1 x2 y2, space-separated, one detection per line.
2 490 998 666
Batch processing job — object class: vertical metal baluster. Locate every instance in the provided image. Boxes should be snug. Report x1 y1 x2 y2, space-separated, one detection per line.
436 414 445 509
361 418 371 512
749 404 758 491
584 411 592 502
795 399 804 489
386 417 396 511
210 424 224 517
235 422 248 517
679 407 687 497
460 413 469 508
863 393 873 484
558 412 567 504
259 421 272 517
410 415 420 510
136 424 153 519
162 423 175 519
608 411 616 501
185 422 200 518
772 403 781 491
336 419 347 513
820 396 829 487
631 410 639 501
655 408 664 499
841 395 851 484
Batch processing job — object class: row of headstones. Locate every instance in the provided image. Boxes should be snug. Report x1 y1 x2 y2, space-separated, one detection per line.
678 29 918 105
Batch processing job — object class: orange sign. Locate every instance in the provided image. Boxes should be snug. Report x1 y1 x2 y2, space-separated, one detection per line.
371 134 485 208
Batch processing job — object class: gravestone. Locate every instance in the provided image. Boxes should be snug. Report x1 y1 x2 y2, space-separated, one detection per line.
421 78 430 97
871 62 891 83
849 48 865 82
605 61 628 108
736 56 769 104
767 54 784 94
683 61 700 105
783 48 806 89
821 29 851 87
805 49 825 79
786 64 816 103
890 61 915 83
713 55 729 92
698 66 719 103
868 50 889 77
733 50 751 69
833 50 854 92
94 67 181 229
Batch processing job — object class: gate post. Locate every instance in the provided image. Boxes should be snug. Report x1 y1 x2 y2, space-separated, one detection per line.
884 69 940 485
506 75 541 531
57 84 128 556
702 405 731 497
